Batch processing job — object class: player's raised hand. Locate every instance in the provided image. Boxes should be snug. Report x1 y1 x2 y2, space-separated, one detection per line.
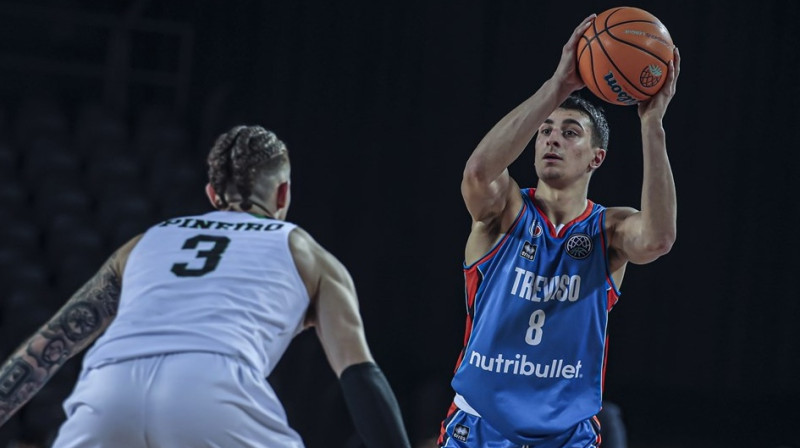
552 14 596 93
638 47 681 121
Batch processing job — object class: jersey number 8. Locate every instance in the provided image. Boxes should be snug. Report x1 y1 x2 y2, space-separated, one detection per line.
525 310 546 346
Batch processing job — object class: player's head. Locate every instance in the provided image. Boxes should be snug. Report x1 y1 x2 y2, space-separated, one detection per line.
206 125 291 220
558 95 609 150
533 95 609 186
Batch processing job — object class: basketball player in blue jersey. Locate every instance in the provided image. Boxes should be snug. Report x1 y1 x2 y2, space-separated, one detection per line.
0 125 411 448
438 14 680 448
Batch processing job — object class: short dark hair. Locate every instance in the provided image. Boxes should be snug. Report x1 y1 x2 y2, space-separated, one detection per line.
558 95 609 149
206 125 288 211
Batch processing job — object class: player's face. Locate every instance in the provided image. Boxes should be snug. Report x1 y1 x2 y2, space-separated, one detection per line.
533 108 602 184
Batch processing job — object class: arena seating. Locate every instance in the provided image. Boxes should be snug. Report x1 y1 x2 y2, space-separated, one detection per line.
0 93 206 446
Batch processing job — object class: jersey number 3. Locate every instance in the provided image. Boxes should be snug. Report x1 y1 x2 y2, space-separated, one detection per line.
171 235 231 277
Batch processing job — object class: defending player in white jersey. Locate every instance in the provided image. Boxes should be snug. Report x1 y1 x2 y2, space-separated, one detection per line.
0 125 411 448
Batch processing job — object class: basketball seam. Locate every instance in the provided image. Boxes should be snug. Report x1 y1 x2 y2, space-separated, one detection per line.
583 20 663 47
576 7 623 62
579 8 671 105
600 24 669 97
604 23 671 66
584 18 613 104
601 8 669 97
593 23 667 97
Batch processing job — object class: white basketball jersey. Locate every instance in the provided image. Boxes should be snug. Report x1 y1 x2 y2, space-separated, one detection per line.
83 210 310 378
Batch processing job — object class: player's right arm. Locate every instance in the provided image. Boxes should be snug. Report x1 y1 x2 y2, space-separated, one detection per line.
461 15 596 256
0 235 141 427
289 228 411 448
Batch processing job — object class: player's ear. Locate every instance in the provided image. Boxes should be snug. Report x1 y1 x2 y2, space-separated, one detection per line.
276 181 290 210
590 148 607 169
205 183 222 208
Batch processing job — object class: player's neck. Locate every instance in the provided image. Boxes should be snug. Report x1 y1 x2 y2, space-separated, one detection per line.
533 184 588 227
248 201 277 219
227 201 276 219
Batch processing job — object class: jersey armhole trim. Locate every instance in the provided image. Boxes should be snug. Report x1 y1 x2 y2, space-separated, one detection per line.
599 210 621 309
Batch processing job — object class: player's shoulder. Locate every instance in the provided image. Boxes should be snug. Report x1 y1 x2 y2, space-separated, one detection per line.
287 225 317 250
288 226 350 287
604 205 639 217
287 226 334 267
111 233 146 276
603 206 639 228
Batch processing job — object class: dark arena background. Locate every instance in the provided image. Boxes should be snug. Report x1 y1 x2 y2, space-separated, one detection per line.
0 1 798 447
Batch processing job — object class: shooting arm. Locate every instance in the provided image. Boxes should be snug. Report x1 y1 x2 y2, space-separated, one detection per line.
462 15 594 223
609 51 680 266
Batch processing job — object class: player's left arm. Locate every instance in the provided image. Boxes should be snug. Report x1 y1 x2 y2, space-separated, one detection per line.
607 47 680 270
0 234 141 427
290 228 411 448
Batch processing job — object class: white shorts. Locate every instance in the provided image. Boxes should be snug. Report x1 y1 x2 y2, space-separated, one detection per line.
51 352 305 448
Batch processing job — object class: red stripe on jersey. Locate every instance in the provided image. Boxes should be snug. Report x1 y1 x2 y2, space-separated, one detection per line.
606 286 619 311
437 401 460 446
453 203 527 372
464 264 482 312
598 212 620 311
592 415 602 445
452 267 482 372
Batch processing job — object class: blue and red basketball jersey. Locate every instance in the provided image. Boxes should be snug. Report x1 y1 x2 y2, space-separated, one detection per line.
450 188 620 444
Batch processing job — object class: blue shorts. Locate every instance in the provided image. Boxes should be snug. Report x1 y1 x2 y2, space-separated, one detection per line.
438 405 601 448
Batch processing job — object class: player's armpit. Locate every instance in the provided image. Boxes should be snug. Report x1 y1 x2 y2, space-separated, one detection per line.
606 207 673 268
462 176 525 265
461 166 522 225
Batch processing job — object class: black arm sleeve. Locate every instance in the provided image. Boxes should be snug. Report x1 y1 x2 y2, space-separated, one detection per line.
339 362 411 448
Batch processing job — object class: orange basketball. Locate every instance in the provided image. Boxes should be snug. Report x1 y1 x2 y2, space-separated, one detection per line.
577 7 674 106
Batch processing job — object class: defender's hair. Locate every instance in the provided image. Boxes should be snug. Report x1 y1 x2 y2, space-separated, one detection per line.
207 125 288 210
559 95 610 149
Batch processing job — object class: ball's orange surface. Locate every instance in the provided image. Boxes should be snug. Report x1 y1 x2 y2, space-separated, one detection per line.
577 7 674 106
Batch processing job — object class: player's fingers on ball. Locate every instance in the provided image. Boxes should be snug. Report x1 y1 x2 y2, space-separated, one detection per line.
665 60 677 87
574 15 595 36
669 60 679 92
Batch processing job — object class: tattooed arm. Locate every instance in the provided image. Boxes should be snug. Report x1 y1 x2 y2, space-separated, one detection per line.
0 235 142 427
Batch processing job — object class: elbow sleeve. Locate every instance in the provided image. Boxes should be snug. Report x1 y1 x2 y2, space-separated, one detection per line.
339 362 411 448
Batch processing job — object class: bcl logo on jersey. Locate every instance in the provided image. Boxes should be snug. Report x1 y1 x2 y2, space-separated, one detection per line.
453 424 470 442
565 234 592 259
520 241 537 261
